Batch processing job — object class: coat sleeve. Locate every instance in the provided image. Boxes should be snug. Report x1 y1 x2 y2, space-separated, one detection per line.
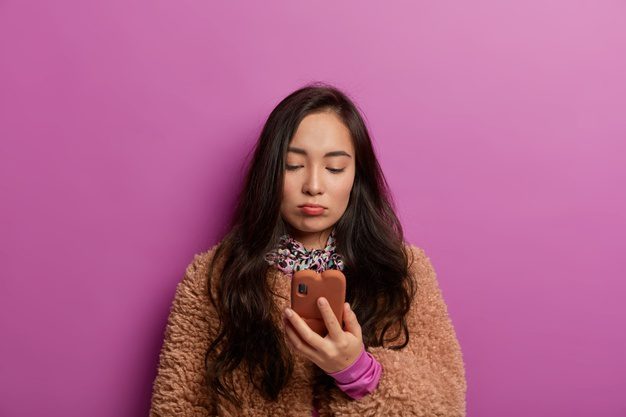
149 250 219 417
324 245 467 417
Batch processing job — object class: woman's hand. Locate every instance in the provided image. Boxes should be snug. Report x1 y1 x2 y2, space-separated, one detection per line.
283 297 363 373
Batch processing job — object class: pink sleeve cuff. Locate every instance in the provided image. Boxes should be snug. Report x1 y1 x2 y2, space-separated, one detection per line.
327 343 383 400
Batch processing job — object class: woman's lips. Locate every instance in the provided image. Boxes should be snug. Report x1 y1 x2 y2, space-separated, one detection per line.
300 206 325 215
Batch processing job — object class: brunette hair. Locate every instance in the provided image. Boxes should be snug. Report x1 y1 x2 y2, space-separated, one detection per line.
204 81 415 408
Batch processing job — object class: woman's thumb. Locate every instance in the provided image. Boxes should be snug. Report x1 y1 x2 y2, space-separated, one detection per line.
342 302 362 340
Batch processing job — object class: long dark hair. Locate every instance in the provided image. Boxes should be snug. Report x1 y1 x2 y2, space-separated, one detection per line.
204 81 415 408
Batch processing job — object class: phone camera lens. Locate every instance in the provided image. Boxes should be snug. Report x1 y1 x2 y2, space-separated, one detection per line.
298 283 308 295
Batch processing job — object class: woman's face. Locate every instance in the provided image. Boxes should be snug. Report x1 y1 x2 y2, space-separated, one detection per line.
280 111 356 250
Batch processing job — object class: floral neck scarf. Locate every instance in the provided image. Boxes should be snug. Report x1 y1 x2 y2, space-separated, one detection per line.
264 228 345 277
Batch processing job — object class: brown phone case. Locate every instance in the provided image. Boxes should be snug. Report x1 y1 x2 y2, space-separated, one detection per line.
290 269 346 337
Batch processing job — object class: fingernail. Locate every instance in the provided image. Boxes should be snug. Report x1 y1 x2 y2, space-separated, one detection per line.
318 297 327 306
284 308 293 317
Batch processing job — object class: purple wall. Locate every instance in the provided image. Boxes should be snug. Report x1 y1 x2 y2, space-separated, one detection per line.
1 1 624 416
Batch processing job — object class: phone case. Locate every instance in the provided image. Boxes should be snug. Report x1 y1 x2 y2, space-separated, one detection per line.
290 269 346 337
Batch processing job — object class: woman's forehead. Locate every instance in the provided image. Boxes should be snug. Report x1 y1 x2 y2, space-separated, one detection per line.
289 113 354 156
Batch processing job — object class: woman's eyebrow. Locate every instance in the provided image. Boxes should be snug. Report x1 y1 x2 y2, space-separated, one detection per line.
287 146 352 158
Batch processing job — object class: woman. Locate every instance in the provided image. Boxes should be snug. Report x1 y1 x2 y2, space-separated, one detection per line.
149 83 467 416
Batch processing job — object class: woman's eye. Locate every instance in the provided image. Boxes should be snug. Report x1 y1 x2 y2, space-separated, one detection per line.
285 165 345 174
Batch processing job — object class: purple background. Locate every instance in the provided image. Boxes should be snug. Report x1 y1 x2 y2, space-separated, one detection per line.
1 1 625 416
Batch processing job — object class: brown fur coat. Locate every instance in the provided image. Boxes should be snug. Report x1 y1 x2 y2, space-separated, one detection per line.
150 243 467 416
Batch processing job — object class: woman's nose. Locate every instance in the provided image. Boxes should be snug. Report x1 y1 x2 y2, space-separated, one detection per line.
302 166 323 195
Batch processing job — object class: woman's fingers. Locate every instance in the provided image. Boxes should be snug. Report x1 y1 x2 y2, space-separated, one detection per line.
316 297 344 340
283 304 363 373
283 318 319 359
283 308 324 353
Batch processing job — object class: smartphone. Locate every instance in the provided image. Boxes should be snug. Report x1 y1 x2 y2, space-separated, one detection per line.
290 269 346 337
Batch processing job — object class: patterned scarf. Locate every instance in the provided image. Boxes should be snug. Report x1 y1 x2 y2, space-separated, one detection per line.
264 228 345 276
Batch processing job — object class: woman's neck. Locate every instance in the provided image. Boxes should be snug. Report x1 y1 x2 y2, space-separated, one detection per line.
287 226 333 251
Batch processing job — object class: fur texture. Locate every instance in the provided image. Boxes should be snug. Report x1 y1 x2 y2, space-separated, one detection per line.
150 243 467 416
